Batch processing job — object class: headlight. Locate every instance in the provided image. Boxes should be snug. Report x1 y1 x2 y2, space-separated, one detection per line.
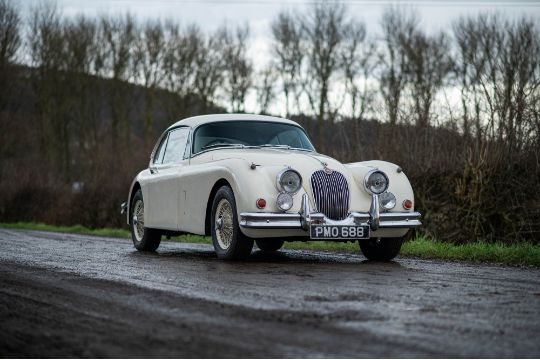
277 168 302 194
277 192 293 211
379 191 396 210
364 170 389 194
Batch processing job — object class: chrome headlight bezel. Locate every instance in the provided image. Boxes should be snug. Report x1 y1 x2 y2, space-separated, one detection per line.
276 167 302 194
363 169 389 195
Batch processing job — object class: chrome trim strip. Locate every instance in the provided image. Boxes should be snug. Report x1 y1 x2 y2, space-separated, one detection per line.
375 220 423 228
240 212 302 229
239 210 422 229
379 212 422 221
240 188 421 231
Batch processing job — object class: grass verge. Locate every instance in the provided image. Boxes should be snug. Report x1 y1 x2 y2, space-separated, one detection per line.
284 237 540 267
1 222 538 267
0 222 132 238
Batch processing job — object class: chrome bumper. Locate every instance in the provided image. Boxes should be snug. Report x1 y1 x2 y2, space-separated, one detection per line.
240 194 421 230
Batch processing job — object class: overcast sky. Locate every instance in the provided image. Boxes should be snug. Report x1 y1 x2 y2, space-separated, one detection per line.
19 0 540 69
16 0 540 114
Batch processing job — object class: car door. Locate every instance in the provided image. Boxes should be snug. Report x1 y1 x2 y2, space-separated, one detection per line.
145 127 190 230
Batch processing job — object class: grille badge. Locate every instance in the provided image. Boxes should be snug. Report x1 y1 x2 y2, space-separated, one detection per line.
323 163 333 174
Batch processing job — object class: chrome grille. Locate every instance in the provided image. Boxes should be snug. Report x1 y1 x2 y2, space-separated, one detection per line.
310 170 350 220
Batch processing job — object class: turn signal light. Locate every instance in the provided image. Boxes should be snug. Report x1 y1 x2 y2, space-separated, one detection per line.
256 198 266 209
403 199 413 210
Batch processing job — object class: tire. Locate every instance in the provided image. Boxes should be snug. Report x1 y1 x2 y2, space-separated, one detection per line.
130 189 161 252
210 185 254 260
359 237 403 261
256 239 284 252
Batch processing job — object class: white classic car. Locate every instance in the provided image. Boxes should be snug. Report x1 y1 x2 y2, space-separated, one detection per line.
124 114 421 260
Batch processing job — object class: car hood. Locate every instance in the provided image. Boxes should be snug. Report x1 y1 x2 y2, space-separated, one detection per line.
210 148 348 174
196 147 410 214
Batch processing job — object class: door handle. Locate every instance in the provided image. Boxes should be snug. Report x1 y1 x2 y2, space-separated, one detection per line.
150 167 159 174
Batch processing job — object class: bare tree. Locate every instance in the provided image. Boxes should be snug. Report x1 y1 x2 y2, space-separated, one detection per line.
63 15 99 161
300 1 349 150
220 24 252 112
0 0 21 111
63 16 96 74
491 17 540 150
193 30 225 113
340 21 376 155
402 30 453 128
162 23 201 99
0 0 20 68
99 13 136 149
271 11 303 117
256 66 276 115
378 6 417 125
28 2 72 178
454 14 540 149
134 19 165 141
453 16 483 140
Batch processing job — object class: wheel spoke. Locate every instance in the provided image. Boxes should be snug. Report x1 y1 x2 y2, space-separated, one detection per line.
215 199 234 250
133 200 145 242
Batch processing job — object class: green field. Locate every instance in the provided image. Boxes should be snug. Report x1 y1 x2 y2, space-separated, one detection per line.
1 222 539 267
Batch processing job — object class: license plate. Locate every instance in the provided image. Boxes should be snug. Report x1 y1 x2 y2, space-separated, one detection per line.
310 225 369 240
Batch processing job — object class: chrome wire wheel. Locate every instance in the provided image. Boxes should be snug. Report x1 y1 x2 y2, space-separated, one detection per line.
132 199 145 242
215 198 234 250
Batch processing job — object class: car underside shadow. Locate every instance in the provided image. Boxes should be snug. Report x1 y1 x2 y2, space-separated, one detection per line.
127 244 404 267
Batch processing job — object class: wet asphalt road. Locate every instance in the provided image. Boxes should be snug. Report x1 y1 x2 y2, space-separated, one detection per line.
0 229 539 358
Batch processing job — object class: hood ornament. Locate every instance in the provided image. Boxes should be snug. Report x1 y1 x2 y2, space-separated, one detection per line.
323 162 333 175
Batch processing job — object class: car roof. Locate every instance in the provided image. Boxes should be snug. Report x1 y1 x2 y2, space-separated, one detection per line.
167 113 302 130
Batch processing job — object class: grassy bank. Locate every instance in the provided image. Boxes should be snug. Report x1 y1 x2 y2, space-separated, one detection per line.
1 222 539 267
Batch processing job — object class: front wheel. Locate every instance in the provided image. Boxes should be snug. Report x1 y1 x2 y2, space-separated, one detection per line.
359 237 403 261
210 185 254 260
130 190 161 252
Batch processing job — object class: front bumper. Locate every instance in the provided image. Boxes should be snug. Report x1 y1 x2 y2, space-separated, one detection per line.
240 194 421 231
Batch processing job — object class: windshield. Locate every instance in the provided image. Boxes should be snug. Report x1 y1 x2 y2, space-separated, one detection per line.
192 121 315 154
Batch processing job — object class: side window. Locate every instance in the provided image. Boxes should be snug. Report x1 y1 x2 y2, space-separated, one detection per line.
162 127 190 164
153 133 169 165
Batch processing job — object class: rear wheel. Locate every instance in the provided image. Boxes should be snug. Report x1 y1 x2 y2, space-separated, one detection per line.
130 190 161 252
211 185 254 260
359 237 403 261
256 239 284 252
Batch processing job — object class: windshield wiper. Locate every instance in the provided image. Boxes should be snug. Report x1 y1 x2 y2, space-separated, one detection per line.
257 144 313 152
201 143 245 150
289 147 313 152
258 144 291 149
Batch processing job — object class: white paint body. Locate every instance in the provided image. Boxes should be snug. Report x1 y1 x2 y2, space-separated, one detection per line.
127 114 416 239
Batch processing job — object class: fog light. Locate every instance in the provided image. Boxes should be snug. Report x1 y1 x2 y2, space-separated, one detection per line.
276 192 293 211
403 199 413 210
379 191 396 210
256 198 266 209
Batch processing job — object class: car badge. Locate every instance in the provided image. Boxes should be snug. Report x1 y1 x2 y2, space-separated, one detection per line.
323 163 333 175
